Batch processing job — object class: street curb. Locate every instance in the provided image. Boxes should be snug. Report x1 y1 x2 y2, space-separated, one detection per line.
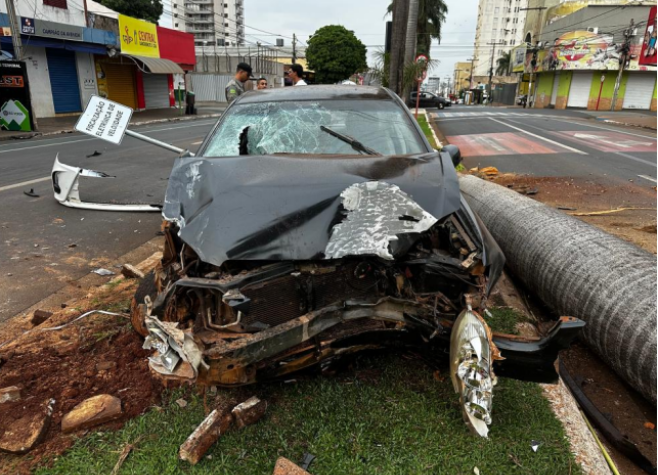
0 112 223 142
422 110 444 148
597 118 657 131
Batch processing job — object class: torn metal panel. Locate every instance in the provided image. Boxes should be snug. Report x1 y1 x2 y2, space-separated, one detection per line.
51 155 161 212
325 182 438 260
143 316 207 379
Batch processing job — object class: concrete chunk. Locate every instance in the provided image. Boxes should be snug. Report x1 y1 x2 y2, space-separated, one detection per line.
0 399 54 454
61 394 122 433
31 309 53 326
179 408 233 465
272 457 311 475
231 396 267 429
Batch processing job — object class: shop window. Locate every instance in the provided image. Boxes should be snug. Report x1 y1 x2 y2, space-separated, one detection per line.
43 0 67 8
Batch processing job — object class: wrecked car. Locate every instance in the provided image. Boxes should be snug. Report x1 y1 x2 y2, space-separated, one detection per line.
129 85 584 437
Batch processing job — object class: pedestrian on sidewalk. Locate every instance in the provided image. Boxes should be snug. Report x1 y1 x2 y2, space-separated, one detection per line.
226 62 254 104
287 64 307 86
257 77 268 90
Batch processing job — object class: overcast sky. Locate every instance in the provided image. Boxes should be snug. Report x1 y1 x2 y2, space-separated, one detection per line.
243 0 479 81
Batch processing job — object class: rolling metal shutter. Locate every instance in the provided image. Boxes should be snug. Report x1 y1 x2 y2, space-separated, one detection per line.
567 72 592 108
46 48 81 114
103 63 137 109
550 73 560 105
622 73 656 110
143 73 170 109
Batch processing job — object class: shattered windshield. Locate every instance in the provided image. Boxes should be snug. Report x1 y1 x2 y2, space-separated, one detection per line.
203 99 428 157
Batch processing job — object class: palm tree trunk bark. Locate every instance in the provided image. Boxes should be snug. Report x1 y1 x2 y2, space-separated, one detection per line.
403 0 420 99
389 0 408 96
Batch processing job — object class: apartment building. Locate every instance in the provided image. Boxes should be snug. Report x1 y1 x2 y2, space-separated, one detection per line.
472 0 529 76
180 0 244 47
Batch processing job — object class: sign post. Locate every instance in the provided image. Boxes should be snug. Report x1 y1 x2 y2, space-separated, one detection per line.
75 95 188 154
414 54 428 119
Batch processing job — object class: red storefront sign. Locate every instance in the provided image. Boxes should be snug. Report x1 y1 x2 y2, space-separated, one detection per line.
639 6 657 66
156 27 196 71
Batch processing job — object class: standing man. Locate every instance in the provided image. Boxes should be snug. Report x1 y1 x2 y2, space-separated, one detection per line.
287 64 307 86
225 62 254 104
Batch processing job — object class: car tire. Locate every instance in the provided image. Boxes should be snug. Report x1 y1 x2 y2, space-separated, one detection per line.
130 271 158 337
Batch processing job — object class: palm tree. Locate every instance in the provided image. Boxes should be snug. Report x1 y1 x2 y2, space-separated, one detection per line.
387 0 449 58
496 51 511 76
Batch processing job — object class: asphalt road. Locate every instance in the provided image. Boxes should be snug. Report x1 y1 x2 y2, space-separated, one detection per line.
0 119 217 322
432 107 657 185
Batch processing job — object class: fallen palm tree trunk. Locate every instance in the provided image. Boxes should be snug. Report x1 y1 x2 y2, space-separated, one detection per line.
459 175 657 405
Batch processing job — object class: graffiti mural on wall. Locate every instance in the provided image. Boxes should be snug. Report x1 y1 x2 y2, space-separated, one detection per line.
526 31 619 72
639 6 657 66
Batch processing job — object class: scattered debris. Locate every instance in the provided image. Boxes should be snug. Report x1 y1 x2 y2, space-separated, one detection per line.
110 441 135 475
231 396 267 429
61 394 123 433
96 361 117 371
67 243 77 248
93 268 116 276
31 309 53 327
569 207 657 217
0 399 54 454
473 467 480 475
531 440 541 452
23 188 40 198
470 166 499 177
557 206 577 211
635 223 657 234
86 151 102 158
273 457 311 475
524 188 539 196
121 264 145 280
179 407 234 465
644 422 656 430
299 453 316 471
0 385 21 404
175 398 188 409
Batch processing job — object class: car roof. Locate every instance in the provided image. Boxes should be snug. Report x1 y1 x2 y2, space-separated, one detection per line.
237 84 395 104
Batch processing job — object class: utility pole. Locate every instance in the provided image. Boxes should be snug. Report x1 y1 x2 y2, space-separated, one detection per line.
467 57 474 89
487 42 504 105
611 19 634 111
389 0 409 95
292 34 297 65
5 0 23 60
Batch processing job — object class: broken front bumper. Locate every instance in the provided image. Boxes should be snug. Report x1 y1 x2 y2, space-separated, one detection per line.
51 156 161 212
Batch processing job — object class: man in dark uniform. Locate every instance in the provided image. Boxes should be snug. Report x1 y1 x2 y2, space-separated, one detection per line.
225 62 253 104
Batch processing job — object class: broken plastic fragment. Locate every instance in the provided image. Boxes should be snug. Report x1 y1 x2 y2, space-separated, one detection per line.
92 268 115 276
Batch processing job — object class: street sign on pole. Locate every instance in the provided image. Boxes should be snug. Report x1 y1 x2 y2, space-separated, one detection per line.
75 95 133 145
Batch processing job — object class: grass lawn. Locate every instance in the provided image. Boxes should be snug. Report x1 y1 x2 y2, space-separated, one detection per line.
39 352 580 475
416 114 438 149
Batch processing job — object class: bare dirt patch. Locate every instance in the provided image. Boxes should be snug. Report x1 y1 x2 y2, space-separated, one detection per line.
0 278 163 474
491 175 657 254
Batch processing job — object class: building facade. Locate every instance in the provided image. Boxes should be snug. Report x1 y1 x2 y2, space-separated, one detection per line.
527 2 657 111
453 61 473 92
473 0 529 77
0 1 196 122
182 0 244 47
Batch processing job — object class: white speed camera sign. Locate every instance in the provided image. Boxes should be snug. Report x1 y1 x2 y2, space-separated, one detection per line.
75 95 133 145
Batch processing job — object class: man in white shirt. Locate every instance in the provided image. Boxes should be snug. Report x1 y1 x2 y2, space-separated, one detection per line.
287 64 307 86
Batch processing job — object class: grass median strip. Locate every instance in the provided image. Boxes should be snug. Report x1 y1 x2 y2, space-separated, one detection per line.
416 115 438 150
39 353 580 475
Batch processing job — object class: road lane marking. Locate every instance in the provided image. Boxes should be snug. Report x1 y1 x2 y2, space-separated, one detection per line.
0 121 216 155
191 140 203 145
541 117 657 140
0 176 51 192
489 118 588 155
614 152 657 168
638 175 657 182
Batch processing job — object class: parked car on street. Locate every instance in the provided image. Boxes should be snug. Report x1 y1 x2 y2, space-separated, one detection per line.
117 85 582 438
408 91 452 109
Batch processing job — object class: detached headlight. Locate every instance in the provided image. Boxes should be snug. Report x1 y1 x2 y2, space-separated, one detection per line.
450 309 497 438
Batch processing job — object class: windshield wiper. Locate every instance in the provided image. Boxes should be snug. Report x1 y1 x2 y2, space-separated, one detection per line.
320 126 379 155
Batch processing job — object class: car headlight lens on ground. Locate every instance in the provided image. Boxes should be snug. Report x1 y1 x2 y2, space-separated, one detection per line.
450 309 496 437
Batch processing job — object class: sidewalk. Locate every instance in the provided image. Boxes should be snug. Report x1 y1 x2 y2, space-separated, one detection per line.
0 102 227 142
582 110 657 130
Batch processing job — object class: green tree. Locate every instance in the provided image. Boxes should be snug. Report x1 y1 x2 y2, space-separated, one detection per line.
496 51 511 76
306 26 368 84
99 0 163 24
387 0 449 58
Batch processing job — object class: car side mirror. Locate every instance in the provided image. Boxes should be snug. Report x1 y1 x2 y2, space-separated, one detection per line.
443 144 462 167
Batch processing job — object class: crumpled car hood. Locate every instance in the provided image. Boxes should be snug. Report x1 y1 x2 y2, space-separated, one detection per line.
162 152 462 267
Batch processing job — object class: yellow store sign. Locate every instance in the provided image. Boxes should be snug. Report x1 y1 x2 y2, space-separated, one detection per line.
118 14 160 58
